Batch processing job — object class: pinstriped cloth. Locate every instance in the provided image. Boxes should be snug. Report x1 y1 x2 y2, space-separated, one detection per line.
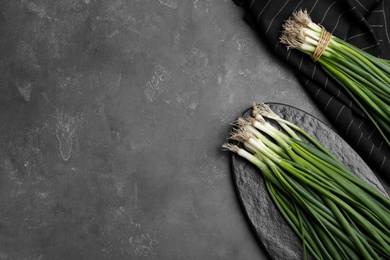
233 0 390 181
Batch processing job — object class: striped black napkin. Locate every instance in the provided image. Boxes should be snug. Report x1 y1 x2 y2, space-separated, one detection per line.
233 0 390 182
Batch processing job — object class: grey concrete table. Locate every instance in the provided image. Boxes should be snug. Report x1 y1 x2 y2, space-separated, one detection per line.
0 1 326 259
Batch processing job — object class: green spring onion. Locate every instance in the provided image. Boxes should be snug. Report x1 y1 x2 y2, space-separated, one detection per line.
223 103 390 260
279 9 390 147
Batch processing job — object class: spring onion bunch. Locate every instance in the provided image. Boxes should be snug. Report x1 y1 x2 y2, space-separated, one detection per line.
223 103 390 260
280 9 390 147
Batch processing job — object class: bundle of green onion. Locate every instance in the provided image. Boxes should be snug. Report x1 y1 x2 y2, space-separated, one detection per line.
223 103 390 260
280 9 390 147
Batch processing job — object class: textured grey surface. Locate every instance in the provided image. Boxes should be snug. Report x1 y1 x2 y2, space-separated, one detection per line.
0 1 329 259
232 103 389 260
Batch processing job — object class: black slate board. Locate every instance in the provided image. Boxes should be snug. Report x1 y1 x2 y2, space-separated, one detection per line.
231 103 389 260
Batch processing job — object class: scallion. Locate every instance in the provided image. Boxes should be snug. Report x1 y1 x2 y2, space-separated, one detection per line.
223 103 390 260
280 9 390 148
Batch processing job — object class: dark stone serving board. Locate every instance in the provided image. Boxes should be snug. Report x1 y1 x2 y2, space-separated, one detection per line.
230 103 389 260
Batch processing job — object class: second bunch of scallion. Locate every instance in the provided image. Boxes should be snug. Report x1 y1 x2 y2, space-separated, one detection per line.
224 103 390 260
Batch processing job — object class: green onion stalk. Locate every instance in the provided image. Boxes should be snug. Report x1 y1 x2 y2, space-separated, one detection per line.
280 9 390 148
223 103 390 260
